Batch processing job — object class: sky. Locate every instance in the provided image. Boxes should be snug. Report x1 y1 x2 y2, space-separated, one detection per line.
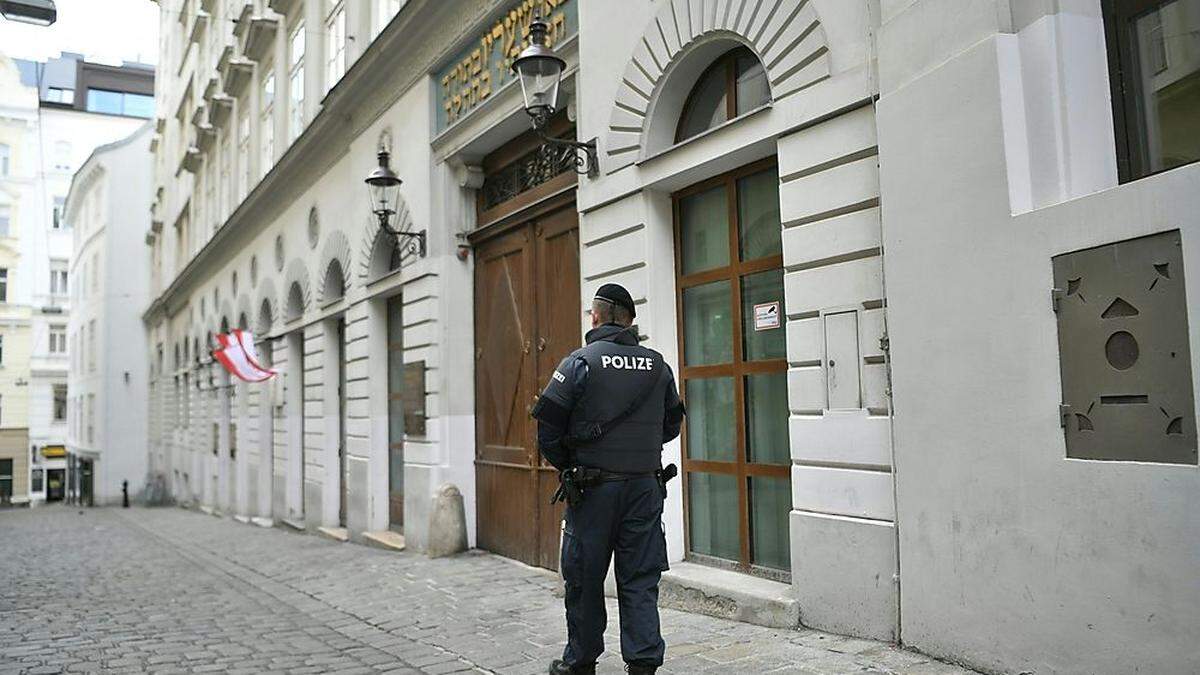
0 0 159 66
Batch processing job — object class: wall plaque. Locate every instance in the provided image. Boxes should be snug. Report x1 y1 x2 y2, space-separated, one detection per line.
404 360 427 436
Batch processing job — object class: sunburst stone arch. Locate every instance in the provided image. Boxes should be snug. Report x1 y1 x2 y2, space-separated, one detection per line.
235 294 252 331
318 230 351 304
357 199 413 283
256 278 278 335
605 0 830 169
284 259 311 321
217 300 235 337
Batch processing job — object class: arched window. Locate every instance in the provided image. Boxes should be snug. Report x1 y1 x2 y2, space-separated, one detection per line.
676 46 770 143
258 299 273 335
322 259 344 303
286 282 304 320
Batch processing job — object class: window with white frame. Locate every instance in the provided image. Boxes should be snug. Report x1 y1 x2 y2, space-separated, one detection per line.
326 1 346 93
220 134 232 220
289 22 306 143
49 325 66 354
53 141 71 171
87 393 95 444
52 196 66 229
46 87 74 104
50 266 68 296
0 204 10 237
53 384 66 421
88 319 96 371
0 143 9 175
0 334 5 363
237 109 251 202
373 0 402 38
0 268 9 302
260 68 275 179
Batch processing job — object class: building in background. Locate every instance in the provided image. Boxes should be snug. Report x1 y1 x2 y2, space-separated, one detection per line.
64 123 153 506
143 1 1199 673
0 52 38 506
0 50 153 506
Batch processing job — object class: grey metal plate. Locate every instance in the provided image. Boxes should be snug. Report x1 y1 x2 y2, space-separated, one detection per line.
1052 230 1196 464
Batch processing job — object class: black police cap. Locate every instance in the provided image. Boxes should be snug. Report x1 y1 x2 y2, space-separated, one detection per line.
594 283 636 318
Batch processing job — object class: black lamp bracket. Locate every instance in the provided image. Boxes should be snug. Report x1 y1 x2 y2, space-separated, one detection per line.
527 107 598 178
378 213 427 259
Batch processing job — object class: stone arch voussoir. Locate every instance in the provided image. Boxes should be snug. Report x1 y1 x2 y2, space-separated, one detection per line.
318 229 351 303
604 0 830 170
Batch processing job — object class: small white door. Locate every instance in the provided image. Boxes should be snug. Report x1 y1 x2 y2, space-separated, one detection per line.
824 311 862 409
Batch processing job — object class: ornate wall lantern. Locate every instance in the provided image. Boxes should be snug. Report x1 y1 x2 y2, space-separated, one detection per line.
365 150 426 258
512 17 598 177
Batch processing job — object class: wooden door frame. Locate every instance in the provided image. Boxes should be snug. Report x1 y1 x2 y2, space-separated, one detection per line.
671 156 789 578
471 190 578 569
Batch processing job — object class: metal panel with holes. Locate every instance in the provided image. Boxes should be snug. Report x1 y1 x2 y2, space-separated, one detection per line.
1052 230 1196 464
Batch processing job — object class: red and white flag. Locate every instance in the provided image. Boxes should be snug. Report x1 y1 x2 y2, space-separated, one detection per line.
213 330 277 383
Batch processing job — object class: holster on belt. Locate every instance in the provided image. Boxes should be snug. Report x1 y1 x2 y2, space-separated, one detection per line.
655 463 678 499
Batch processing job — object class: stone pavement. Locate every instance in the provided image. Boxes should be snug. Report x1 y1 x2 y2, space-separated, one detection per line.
0 506 975 674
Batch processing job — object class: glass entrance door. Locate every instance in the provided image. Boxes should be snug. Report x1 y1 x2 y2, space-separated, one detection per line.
674 158 791 578
386 295 404 531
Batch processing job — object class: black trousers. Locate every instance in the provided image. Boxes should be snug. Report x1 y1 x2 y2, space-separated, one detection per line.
560 475 668 668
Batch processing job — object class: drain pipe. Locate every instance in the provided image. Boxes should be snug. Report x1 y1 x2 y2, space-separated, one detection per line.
865 0 904 646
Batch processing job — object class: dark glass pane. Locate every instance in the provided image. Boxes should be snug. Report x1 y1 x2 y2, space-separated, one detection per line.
749 475 791 570
679 185 729 274
387 296 405 445
737 169 781 261
687 471 740 561
85 89 123 115
741 269 785 361
745 372 789 465
677 63 728 141
124 93 155 118
683 280 732 365
685 377 735 462
735 53 771 114
388 396 405 441
1129 0 1200 175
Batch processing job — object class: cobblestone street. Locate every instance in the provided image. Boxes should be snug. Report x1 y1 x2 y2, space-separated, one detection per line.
0 507 973 674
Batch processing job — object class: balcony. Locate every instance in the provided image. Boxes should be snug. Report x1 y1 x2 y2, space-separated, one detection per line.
219 45 254 97
208 93 234 129
188 9 209 45
189 103 206 128
267 0 298 15
231 1 253 40
243 17 278 62
196 124 217 153
178 146 202 175
202 76 219 102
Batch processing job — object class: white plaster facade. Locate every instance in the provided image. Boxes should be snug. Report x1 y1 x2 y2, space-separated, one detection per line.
144 1 1199 673
65 124 154 506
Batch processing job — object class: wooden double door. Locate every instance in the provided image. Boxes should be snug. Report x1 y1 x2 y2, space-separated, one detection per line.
474 198 580 570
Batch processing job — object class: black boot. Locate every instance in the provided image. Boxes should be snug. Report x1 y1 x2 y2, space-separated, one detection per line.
625 664 656 675
548 659 596 675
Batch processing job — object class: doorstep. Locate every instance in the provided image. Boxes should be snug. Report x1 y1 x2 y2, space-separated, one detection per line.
659 561 799 630
317 526 349 542
250 517 274 528
281 518 306 531
362 530 406 552
233 515 251 525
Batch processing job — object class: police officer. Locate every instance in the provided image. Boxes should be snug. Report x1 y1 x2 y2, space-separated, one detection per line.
532 283 685 675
